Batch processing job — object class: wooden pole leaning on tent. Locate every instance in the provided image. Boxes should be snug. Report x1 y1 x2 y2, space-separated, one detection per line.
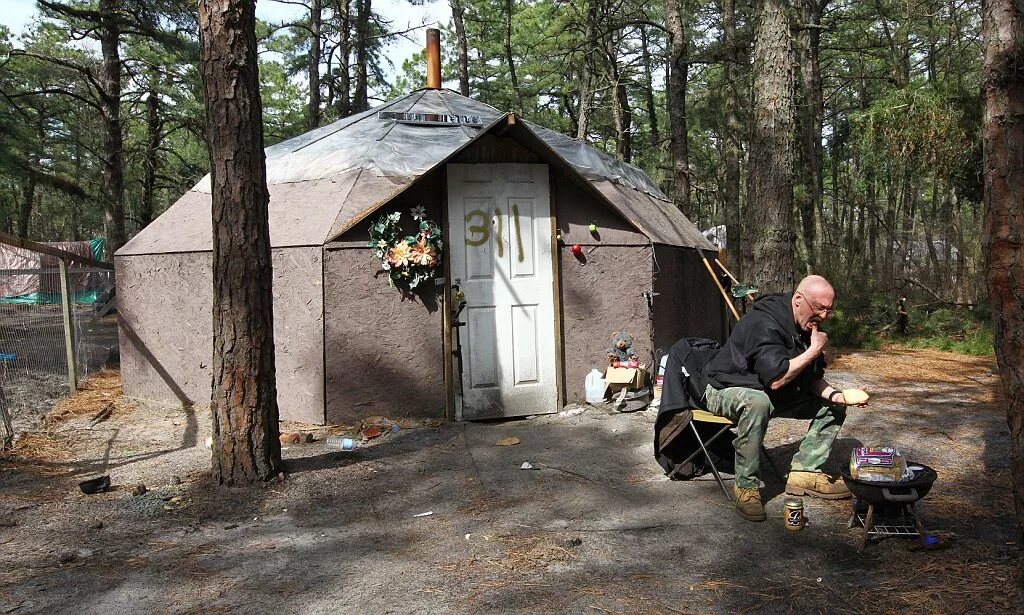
715 258 739 285
699 252 741 322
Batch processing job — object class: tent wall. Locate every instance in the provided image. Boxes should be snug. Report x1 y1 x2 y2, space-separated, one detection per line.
553 179 653 404
651 246 729 356
116 247 325 423
117 252 212 407
270 247 326 424
325 178 446 424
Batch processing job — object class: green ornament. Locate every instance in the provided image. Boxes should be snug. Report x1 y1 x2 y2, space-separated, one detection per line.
588 223 598 233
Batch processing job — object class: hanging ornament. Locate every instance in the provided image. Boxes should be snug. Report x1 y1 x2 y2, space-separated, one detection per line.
571 243 582 254
588 223 598 233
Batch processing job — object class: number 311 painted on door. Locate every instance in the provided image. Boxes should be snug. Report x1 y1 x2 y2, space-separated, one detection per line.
465 205 526 263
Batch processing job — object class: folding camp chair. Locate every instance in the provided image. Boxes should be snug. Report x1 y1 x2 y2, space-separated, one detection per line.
668 409 783 502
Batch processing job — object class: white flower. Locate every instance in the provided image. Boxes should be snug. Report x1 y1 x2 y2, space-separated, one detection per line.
410 205 427 221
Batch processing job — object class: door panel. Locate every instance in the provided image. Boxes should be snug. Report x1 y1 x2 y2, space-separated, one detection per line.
447 163 556 419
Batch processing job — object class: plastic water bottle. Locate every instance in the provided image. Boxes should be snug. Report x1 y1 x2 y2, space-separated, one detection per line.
325 436 358 451
585 369 606 404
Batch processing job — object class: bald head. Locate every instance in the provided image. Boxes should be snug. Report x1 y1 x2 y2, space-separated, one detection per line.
792 275 835 332
797 275 833 297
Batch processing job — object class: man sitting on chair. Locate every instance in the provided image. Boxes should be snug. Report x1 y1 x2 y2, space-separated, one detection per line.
704 274 867 522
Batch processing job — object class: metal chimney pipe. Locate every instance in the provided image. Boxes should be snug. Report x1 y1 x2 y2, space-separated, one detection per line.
426 28 441 89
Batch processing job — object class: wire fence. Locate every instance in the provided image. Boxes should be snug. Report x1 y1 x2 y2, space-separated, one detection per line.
0 266 117 446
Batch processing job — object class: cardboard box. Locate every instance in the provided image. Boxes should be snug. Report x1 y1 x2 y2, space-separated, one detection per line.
604 365 647 393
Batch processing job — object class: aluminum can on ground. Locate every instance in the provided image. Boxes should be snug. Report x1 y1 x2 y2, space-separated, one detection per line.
784 496 805 531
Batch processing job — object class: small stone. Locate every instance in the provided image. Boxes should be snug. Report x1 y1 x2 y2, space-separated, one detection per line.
300 433 314 443
87 518 103 530
78 549 94 558
130 484 148 496
561 537 583 548
56 548 77 564
169 475 182 486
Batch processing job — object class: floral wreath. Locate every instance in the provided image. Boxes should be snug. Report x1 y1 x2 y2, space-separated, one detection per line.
369 206 443 290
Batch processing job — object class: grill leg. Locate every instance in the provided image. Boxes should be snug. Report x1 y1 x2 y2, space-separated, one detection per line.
859 504 875 551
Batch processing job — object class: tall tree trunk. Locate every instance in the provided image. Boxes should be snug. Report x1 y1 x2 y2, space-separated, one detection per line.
722 0 742 269
353 0 369 112
664 0 691 216
199 0 282 485
18 174 35 238
575 0 599 140
639 26 659 147
794 0 824 270
99 0 125 257
308 0 322 130
140 84 162 228
982 0 1024 571
504 0 523 114
17 111 41 237
744 0 795 293
605 35 631 162
867 170 878 275
882 170 897 284
450 0 470 96
336 0 352 117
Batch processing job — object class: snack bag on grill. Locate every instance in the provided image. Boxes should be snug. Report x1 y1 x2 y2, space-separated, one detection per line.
849 446 914 482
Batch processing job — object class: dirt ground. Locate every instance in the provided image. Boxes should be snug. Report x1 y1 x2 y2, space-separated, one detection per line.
0 346 1019 614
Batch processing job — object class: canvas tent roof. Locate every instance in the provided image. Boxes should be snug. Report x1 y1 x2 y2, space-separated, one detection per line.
118 89 715 256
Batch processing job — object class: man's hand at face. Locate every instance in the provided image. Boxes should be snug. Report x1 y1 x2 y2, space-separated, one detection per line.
809 323 828 356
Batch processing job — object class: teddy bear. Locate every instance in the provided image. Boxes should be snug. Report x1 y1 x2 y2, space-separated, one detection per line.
607 331 639 367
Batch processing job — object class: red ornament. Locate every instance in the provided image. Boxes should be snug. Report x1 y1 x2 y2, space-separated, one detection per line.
571 243 582 254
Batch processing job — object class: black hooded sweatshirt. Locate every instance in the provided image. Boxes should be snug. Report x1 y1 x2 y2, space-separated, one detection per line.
705 292 825 406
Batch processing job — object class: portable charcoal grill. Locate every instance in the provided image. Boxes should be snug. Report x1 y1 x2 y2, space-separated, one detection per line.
841 463 938 551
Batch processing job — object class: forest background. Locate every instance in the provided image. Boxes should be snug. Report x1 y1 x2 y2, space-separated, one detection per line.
0 0 989 353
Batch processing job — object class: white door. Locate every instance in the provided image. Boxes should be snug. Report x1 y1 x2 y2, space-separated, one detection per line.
447 163 558 420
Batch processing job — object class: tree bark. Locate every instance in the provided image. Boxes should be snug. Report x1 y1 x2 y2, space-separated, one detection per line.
140 84 162 228
450 0 470 96
639 26 660 148
504 0 523 114
199 0 282 485
722 0 742 267
336 0 352 117
664 0 691 216
743 0 795 293
18 173 35 239
605 35 632 162
308 0 322 130
353 0 370 112
794 0 824 270
99 0 126 258
575 0 599 140
982 0 1024 572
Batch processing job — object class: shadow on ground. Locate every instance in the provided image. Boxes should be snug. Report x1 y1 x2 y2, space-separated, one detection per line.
0 350 1019 614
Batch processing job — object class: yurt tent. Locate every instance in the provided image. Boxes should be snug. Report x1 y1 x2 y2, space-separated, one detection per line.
115 87 726 424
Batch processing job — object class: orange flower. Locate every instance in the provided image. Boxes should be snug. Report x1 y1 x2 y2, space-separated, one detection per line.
387 240 412 267
410 239 437 266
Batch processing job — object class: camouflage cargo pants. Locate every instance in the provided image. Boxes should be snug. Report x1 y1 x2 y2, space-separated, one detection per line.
704 385 846 489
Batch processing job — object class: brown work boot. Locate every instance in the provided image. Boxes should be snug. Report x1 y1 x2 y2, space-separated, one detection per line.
786 471 852 499
734 485 767 522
